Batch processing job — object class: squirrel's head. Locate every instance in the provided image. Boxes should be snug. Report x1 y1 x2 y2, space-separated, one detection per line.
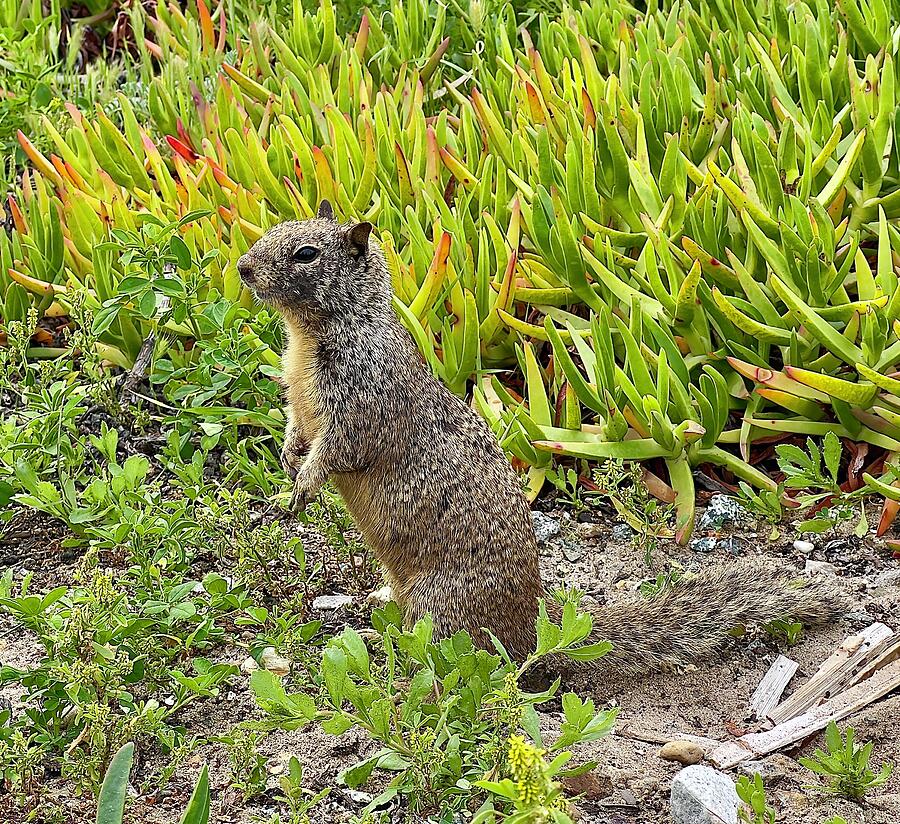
237 200 389 321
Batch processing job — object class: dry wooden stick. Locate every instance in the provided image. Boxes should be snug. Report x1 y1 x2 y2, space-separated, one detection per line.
709 658 900 769
768 623 894 724
849 636 900 687
616 724 720 751
749 654 799 721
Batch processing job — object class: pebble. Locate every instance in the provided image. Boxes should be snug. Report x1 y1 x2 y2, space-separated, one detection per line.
559 769 613 800
260 646 291 676
670 765 739 824
611 523 634 541
342 788 374 805
561 541 584 562
697 494 751 530
804 560 838 576
739 756 788 784
531 511 561 545
659 740 705 766
577 522 604 539
793 540 815 554
313 594 354 611
690 537 718 553
846 610 875 626
722 536 745 556
240 657 259 675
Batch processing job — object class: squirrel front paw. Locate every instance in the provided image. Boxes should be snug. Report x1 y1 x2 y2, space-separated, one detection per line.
288 470 322 514
280 438 309 481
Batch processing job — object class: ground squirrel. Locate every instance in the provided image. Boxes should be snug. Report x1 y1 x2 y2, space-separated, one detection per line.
237 202 846 675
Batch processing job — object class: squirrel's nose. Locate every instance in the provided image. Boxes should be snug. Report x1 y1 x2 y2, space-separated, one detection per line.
237 255 255 283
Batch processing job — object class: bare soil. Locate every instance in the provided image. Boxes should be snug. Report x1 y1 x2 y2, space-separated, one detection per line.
1 496 899 824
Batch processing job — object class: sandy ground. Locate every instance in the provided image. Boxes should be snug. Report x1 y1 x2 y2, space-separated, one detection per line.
1 497 898 823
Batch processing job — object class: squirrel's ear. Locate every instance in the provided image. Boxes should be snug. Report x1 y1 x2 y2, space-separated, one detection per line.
317 200 334 220
347 222 372 256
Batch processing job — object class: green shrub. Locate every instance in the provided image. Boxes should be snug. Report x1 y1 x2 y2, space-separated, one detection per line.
800 721 893 800
6 0 899 540
251 601 615 818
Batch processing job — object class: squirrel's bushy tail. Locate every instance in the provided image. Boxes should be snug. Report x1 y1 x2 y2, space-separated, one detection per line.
565 563 847 676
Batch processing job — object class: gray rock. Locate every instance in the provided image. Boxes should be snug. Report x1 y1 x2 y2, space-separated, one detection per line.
846 610 875 626
793 539 815 554
312 594 354 611
874 568 900 589
612 523 635 541
738 755 789 784
562 541 584 562
670 764 739 824
690 537 718 553
722 537 745 556
531 511 561 545
804 560 838 576
697 495 751 530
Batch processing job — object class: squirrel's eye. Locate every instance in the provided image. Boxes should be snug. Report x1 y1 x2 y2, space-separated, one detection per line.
293 246 319 263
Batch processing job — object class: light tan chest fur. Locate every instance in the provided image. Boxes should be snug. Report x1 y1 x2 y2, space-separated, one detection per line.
282 320 322 442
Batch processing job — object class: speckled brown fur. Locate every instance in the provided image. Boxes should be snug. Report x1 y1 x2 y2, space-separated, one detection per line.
237 203 846 674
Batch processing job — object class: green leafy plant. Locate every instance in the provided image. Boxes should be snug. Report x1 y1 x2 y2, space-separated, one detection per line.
222 725 269 802
737 773 775 824
735 483 784 526
256 755 329 824
764 619 805 648
95 742 210 824
251 602 615 817
776 434 869 534
0 538 236 795
800 722 893 800
546 466 586 511
591 459 674 564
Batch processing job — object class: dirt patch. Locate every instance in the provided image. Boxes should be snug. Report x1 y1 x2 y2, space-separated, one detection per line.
1 498 898 823
541 505 900 824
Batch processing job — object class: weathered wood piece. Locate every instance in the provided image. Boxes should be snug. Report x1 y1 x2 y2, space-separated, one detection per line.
748 655 799 721
709 658 900 769
768 623 894 724
616 724 720 752
850 636 900 687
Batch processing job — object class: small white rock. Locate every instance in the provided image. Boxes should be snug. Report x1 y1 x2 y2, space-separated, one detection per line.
313 594 355 611
260 646 291 676
240 656 260 675
342 788 374 805
805 560 838 576
793 540 815 554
